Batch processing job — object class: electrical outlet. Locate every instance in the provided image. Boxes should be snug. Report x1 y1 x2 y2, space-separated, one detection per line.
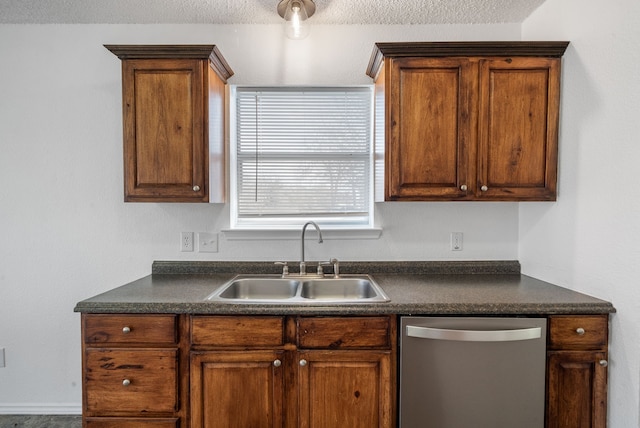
0 348 5 368
198 232 219 253
180 232 194 252
451 232 463 251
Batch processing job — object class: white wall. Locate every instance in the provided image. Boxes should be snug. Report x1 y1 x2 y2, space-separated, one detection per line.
0 23 521 412
521 1 640 426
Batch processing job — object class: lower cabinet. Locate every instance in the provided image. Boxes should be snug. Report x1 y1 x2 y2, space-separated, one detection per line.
81 314 186 427
295 316 394 428
81 313 609 428
546 315 609 428
189 315 396 428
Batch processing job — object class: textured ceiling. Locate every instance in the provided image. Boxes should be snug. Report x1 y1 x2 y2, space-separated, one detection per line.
0 0 547 25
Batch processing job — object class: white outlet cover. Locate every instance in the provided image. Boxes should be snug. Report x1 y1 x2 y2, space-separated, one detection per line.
451 232 463 251
180 232 194 252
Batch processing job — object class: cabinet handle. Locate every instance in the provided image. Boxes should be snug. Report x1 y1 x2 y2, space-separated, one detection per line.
576 327 585 335
122 379 131 386
299 359 308 366
481 185 488 192
460 185 467 191
273 359 282 367
193 185 201 192
599 360 608 367
122 326 131 334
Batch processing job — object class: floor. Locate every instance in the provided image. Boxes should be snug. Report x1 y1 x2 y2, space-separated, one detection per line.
0 416 81 428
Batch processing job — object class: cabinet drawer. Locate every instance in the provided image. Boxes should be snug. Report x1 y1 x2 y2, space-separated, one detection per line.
85 418 179 428
84 314 177 345
297 316 391 349
84 349 178 413
548 315 608 350
191 316 285 347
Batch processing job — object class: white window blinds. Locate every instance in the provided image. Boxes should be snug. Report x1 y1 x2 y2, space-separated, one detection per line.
232 87 373 228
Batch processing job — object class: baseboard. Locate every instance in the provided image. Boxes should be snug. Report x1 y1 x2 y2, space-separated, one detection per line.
0 404 81 415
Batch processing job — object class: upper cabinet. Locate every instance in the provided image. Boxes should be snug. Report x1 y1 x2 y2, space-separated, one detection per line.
366 42 569 201
105 45 234 202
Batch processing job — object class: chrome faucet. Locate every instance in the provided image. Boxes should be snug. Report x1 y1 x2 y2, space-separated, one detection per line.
300 221 323 275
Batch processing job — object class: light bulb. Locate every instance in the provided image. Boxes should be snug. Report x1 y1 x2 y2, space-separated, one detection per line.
278 0 315 40
285 1 309 39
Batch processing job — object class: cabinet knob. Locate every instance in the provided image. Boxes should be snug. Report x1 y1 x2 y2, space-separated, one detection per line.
273 359 282 367
193 185 201 192
460 185 468 191
299 359 308 367
122 379 131 386
599 360 608 367
481 185 488 192
576 327 585 335
122 326 131 334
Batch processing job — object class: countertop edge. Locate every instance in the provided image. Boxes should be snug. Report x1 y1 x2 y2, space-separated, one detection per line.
74 302 616 315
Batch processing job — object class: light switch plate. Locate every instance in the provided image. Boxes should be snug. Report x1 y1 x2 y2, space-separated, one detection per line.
0 348 5 367
199 232 219 253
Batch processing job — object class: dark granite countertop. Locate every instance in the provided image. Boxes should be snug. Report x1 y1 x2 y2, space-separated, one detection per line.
73 261 615 316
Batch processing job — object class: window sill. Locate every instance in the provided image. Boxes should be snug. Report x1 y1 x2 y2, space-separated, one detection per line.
221 228 382 241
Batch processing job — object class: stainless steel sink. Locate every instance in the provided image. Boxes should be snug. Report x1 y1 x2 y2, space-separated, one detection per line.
206 274 390 304
300 278 382 300
216 277 301 300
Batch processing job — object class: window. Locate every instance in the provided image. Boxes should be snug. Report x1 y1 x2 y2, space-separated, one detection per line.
230 86 374 229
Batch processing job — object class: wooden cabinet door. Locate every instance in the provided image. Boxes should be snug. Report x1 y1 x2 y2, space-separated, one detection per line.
477 57 561 200
297 350 392 428
386 57 474 200
546 351 608 428
122 58 207 202
190 351 285 428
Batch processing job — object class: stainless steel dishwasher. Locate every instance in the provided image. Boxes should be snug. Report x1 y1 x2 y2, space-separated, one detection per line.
400 317 547 428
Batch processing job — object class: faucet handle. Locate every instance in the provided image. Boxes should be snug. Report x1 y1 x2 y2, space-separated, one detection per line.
317 261 331 276
274 261 289 276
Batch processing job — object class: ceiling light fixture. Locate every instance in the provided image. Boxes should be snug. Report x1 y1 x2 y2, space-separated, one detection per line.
277 0 316 40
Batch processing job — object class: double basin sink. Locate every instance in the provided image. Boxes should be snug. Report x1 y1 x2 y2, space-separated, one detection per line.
206 274 390 304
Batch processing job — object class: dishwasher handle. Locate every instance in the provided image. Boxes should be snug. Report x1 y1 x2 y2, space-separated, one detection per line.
406 325 542 342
